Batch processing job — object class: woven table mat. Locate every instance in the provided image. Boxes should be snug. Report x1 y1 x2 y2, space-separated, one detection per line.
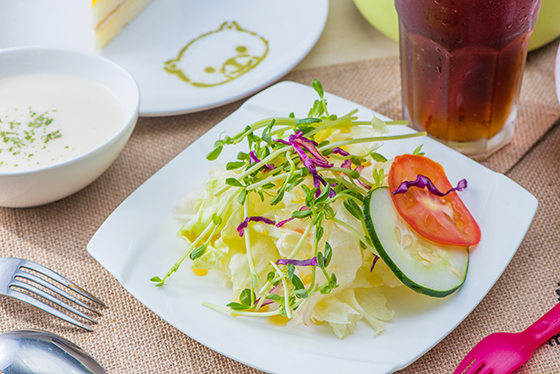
0 39 559 373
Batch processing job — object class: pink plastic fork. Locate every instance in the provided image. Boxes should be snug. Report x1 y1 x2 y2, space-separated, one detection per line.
454 303 560 374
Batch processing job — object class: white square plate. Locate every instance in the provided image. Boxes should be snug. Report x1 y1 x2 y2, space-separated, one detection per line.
88 82 538 373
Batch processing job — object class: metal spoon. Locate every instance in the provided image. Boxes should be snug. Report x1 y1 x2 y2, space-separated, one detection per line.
0 329 106 374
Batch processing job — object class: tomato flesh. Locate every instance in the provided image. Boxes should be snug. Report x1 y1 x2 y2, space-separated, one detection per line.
388 154 481 246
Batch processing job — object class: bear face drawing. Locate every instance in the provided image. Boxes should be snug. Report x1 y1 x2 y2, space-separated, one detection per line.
164 21 269 87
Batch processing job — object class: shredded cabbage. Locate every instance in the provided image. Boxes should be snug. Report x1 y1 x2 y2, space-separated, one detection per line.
157 80 429 339
174 146 403 338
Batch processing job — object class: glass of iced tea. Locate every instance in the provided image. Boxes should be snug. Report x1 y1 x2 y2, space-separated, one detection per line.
396 0 542 159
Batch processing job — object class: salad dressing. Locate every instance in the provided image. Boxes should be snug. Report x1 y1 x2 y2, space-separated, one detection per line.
192 268 208 277
0 74 122 172
301 273 312 285
267 315 290 326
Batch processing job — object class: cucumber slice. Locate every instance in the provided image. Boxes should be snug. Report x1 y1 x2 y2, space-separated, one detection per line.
364 186 469 297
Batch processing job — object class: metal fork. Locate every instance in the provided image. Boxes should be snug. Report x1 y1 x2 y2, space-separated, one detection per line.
0 258 105 331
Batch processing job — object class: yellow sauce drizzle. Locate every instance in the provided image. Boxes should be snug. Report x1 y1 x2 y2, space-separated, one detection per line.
192 268 208 277
268 315 290 326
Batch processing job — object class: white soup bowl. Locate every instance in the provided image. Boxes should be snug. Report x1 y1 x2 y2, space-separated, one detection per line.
0 47 139 207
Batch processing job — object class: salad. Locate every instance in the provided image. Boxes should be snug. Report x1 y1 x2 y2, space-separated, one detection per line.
151 80 480 339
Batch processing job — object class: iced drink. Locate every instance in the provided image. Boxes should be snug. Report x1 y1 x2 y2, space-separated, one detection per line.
396 0 541 159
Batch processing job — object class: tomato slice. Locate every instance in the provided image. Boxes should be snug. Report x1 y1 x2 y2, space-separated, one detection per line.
388 154 481 246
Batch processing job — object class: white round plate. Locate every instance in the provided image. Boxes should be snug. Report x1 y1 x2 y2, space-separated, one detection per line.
0 0 328 116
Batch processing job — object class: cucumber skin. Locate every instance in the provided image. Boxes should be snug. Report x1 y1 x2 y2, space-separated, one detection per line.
363 186 469 298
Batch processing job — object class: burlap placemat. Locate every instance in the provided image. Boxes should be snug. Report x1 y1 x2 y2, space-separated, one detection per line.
0 39 559 373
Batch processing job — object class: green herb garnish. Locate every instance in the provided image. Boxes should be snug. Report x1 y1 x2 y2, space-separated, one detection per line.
151 80 426 320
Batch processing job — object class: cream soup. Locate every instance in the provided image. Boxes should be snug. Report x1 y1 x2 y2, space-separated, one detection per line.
0 74 123 172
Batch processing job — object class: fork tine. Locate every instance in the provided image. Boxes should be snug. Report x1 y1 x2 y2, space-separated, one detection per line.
454 356 476 374
479 367 495 374
18 259 106 307
14 270 102 315
465 361 486 374
6 288 93 332
10 279 97 324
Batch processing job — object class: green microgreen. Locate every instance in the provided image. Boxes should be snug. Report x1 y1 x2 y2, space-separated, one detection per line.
343 199 363 221
372 168 385 187
370 152 388 163
206 145 223 161
413 144 425 156
189 244 207 261
212 213 222 226
226 161 245 170
226 178 244 187
151 79 428 321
